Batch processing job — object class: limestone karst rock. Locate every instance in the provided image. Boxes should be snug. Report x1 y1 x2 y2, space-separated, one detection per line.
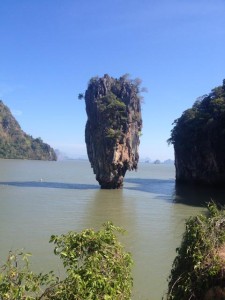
84 74 142 188
169 79 225 186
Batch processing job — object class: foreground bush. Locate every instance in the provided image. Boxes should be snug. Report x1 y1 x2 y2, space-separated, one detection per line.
0 222 133 300
0 250 55 300
166 203 225 300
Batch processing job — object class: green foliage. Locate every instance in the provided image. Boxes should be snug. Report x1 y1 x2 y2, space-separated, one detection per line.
0 223 133 300
0 100 56 160
97 92 128 142
98 92 126 113
78 93 84 100
49 222 133 300
166 203 225 300
88 76 99 85
0 250 56 300
106 128 123 140
168 80 225 148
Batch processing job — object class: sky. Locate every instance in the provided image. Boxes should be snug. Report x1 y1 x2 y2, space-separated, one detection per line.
0 0 225 161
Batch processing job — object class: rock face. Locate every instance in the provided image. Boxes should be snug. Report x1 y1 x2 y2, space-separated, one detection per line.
84 74 142 188
169 79 225 186
0 100 57 160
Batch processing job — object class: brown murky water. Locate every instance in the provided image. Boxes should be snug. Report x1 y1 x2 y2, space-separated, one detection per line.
1 159 222 299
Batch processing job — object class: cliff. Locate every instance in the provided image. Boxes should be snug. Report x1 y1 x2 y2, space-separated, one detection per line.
169 79 225 186
84 74 142 188
0 100 56 160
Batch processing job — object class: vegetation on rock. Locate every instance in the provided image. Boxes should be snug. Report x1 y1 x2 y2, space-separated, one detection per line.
166 203 225 300
0 100 56 160
84 74 143 189
0 222 133 300
168 79 225 186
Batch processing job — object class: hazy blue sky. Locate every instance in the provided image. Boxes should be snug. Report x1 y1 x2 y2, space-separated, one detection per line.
1 0 225 160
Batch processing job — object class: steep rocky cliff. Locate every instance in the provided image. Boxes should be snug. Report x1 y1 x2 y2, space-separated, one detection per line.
0 100 56 160
169 79 225 186
84 74 142 188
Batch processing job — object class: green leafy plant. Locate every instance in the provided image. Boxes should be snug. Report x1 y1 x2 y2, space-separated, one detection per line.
0 222 133 300
0 250 56 300
49 221 133 300
166 203 225 300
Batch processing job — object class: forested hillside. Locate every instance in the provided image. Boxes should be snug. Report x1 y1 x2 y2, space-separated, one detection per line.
0 100 56 160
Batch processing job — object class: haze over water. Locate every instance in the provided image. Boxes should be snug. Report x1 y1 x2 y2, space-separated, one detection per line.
0 159 224 299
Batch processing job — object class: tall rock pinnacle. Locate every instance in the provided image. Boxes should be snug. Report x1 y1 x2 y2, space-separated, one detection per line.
84 74 143 189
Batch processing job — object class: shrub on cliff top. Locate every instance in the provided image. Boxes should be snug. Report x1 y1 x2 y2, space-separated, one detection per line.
166 203 225 300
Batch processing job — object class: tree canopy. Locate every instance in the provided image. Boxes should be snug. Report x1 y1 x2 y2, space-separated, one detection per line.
169 80 225 147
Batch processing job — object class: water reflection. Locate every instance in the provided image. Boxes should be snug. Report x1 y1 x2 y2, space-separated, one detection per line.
125 178 174 196
125 177 225 207
0 181 98 190
2 178 224 208
174 183 225 206
84 186 174 300
84 189 137 232
124 178 175 206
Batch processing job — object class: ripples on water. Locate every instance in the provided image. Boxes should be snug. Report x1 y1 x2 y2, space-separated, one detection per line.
0 159 225 299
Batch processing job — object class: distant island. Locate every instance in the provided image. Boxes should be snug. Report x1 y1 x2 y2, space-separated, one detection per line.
0 100 56 160
168 79 225 186
142 158 174 164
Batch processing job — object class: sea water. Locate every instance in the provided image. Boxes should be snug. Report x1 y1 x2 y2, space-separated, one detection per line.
0 159 224 299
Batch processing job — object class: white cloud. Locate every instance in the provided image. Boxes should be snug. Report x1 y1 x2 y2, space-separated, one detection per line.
12 109 23 117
